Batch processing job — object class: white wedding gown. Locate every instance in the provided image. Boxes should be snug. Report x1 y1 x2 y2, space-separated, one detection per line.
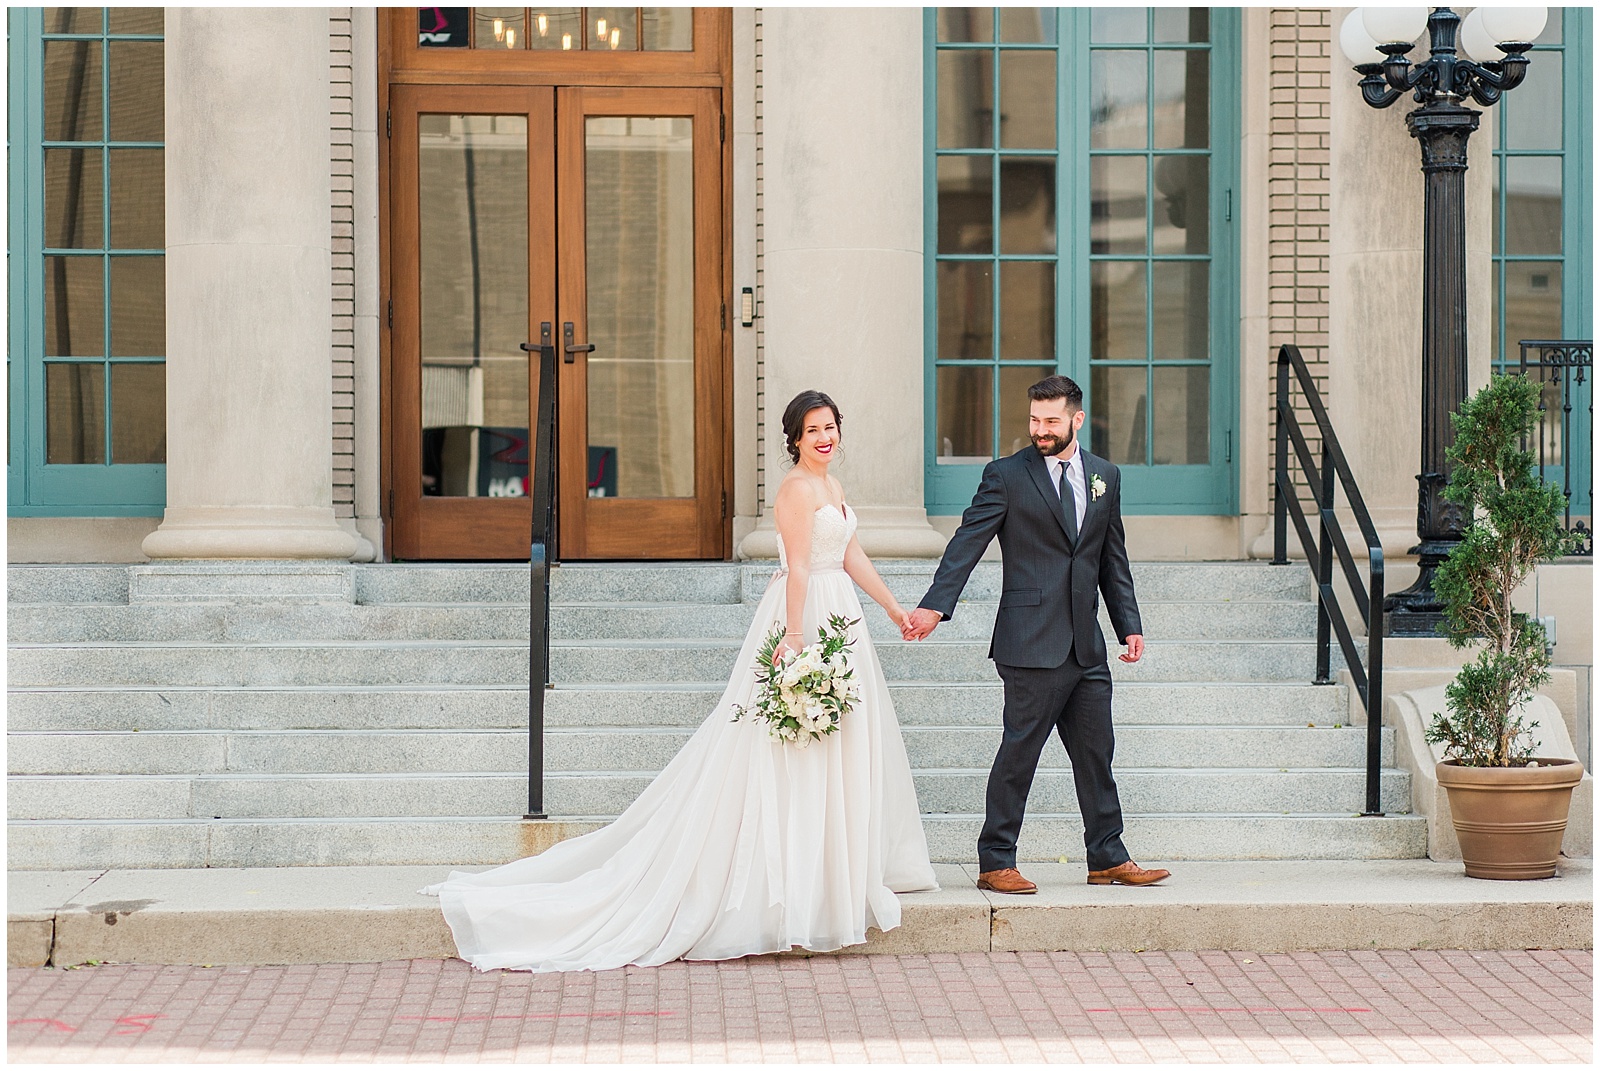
423 503 938 973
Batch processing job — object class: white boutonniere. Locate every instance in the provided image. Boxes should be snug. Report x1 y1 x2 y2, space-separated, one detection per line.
1090 474 1107 500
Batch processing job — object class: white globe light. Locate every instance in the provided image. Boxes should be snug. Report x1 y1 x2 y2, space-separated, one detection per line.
1460 6 1498 63
1480 6 1548 45
1339 9 1386 65
1362 6 1430 46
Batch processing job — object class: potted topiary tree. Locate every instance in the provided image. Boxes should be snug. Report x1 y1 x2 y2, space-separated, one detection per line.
1427 373 1585 879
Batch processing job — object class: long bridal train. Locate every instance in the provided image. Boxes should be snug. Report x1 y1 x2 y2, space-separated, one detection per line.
423 504 938 973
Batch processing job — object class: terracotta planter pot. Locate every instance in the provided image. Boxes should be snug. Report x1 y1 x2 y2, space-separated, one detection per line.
1436 757 1585 880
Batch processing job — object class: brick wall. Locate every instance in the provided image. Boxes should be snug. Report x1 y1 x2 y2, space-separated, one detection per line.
1268 8 1332 492
331 11 356 520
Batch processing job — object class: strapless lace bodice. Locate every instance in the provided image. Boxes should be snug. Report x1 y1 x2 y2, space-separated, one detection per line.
778 504 855 573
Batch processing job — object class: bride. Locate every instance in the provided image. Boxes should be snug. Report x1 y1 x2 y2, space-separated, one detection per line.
424 389 938 972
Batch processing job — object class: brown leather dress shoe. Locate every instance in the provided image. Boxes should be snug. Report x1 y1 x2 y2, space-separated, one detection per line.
976 868 1037 894
1086 861 1171 886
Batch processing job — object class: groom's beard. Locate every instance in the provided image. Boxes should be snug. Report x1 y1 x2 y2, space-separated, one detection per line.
1032 424 1076 458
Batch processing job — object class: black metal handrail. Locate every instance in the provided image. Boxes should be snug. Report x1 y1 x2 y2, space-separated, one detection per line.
521 323 558 820
1272 344 1385 817
1518 339 1592 557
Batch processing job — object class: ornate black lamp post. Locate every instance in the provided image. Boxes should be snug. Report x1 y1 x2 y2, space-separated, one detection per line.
1339 6 1546 636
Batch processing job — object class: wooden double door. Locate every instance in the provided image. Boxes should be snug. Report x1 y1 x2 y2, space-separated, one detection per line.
389 84 726 559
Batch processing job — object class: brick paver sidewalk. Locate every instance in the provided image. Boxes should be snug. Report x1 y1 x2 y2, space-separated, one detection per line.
8 950 1591 1063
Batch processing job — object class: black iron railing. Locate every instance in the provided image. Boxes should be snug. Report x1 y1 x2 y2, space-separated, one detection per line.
1272 344 1385 817
521 323 558 820
1518 339 1592 558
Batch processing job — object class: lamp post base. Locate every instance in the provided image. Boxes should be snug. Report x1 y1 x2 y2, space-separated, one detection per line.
1382 537 1457 636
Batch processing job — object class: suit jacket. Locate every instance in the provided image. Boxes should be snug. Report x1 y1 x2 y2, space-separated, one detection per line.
918 445 1142 669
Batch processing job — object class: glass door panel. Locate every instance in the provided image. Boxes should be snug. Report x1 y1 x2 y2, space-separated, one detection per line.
556 86 723 558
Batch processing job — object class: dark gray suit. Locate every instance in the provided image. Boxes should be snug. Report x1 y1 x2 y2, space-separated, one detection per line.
918 445 1143 872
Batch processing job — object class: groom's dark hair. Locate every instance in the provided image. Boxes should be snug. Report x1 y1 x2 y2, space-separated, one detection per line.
1027 375 1083 412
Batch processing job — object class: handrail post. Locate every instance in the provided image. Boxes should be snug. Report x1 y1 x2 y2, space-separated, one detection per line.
1314 438 1334 686
1365 548 1385 816
1273 347 1290 565
522 322 557 821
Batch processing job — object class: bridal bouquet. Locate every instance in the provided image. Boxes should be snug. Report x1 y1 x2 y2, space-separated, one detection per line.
732 614 862 747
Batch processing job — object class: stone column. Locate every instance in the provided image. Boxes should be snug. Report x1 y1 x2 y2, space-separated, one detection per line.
738 7 946 559
143 7 358 560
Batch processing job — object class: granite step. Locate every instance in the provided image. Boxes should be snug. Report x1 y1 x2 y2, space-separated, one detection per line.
6 767 1413 821
4 681 1355 732
6 725 1395 776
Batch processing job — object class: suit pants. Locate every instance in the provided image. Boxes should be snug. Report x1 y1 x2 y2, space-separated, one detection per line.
978 657 1130 873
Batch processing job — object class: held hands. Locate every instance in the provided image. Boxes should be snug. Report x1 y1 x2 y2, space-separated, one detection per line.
1119 634 1145 663
902 607 942 642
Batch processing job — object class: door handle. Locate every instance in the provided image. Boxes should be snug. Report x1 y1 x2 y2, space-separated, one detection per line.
563 321 595 364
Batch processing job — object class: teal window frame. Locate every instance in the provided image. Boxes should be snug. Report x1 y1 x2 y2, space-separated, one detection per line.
1488 7 1591 517
923 7 1241 517
8 7 167 517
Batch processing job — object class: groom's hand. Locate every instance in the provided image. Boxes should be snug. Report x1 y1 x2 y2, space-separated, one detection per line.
1118 634 1144 663
904 608 942 641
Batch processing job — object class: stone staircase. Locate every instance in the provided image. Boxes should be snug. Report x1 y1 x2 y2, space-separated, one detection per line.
6 560 1428 870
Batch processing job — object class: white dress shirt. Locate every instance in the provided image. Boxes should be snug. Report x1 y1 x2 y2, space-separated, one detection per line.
1046 448 1087 533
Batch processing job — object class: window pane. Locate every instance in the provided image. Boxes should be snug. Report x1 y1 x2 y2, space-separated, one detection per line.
1154 7 1209 43
1091 9 1146 44
937 8 994 43
998 155 1056 254
936 364 993 463
110 256 164 356
527 9 582 49
585 116 696 498
1152 154 1209 254
108 41 163 142
45 8 101 34
937 261 993 360
110 362 165 463
108 8 164 34
1151 262 1209 361
108 149 164 249
999 364 1053 457
1504 156 1562 255
1502 261 1563 358
474 8 526 49
46 362 106 464
44 148 103 249
1090 364 1147 464
999 7 1055 43
417 114 530 498
1091 50 1147 149
1152 365 1208 464
45 256 104 356
588 8 637 51
641 8 693 50
937 50 995 149
1091 261 1146 361
1000 50 1055 149
1153 50 1208 149
1091 155 1146 255
1503 51 1561 151
999 261 1054 361
418 7 471 48
937 155 993 253
44 40 103 142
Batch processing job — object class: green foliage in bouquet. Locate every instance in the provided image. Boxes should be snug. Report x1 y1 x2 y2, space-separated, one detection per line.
1426 374 1582 767
732 614 862 747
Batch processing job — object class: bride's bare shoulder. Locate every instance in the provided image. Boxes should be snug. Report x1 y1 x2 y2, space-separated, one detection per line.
774 474 822 517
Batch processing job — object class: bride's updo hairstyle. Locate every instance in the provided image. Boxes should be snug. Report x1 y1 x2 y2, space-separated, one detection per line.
782 390 843 464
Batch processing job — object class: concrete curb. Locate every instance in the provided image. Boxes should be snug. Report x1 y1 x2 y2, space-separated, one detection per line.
8 859 1590 968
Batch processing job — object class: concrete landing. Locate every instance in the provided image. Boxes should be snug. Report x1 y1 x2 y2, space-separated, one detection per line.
8 859 1590 969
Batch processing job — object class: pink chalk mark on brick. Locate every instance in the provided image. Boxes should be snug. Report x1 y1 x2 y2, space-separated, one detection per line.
115 1015 166 1035
9 1019 77 1033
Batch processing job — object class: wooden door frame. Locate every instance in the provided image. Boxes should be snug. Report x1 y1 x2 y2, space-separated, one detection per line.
378 9 733 560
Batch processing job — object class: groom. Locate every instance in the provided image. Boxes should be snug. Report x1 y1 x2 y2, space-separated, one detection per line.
904 375 1170 891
